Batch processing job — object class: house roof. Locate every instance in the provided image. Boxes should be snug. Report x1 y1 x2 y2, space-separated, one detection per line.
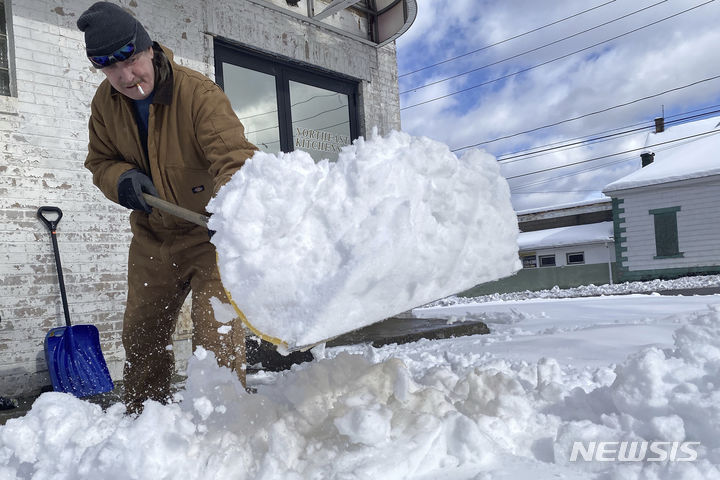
603 115 720 193
519 221 614 251
515 197 611 218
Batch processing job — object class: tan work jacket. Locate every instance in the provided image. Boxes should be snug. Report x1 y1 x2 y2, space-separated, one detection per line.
84 43 257 229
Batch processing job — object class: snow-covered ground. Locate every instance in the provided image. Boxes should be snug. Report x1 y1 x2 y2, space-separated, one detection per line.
1 275 719 479
431 273 720 305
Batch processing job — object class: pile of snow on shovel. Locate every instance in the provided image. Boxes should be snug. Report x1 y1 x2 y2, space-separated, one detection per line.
207 129 520 348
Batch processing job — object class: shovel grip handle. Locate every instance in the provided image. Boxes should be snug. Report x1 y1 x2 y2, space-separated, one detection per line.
37 206 63 233
142 193 210 228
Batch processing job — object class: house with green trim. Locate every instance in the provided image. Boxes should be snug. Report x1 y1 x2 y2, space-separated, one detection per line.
603 115 720 282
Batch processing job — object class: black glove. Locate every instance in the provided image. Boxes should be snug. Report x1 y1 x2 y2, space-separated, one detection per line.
117 169 159 214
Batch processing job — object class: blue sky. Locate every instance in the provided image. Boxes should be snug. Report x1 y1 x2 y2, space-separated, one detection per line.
395 0 720 211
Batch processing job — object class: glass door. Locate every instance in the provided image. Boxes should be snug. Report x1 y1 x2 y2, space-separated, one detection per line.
214 40 359 162
289 81 351 162
222 63 280 153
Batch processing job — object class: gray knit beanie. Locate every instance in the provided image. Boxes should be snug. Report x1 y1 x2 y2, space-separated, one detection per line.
77 2 152 58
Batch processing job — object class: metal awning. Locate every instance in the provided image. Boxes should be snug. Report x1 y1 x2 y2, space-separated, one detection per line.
309 0 417 47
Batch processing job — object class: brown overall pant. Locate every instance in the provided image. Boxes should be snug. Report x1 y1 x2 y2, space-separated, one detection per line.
122 213 245 414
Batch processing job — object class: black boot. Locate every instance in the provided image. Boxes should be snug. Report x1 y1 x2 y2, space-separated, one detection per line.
0 396 18 410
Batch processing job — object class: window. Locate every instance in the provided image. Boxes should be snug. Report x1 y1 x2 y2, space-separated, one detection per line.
566 252 585 265
221 63 280 153
539 254 556 267
214 40 359 162
289 80 351 161
650 207 683 258
521 254 537 268
0 0 11 96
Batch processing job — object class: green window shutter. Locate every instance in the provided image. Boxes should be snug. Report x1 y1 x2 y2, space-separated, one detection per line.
649 207 681 258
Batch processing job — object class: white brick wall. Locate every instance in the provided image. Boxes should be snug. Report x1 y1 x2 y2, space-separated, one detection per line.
0 0 402 397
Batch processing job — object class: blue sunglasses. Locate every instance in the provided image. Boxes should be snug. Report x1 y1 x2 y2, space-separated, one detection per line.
88 42 136 69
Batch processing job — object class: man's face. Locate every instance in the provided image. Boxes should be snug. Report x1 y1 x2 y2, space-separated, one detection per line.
101 47 155 100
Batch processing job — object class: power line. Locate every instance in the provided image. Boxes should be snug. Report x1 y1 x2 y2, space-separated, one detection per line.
496 119 650 158
450 74 720 151
665 103 720 121
510 155 637 191
495 107 720 163
400 0 667 95
510 120 720 191
399 0 617 78
499 106 720 159
400 0 715 111
512 190 609 194
505 128 720 180
498 125 650 163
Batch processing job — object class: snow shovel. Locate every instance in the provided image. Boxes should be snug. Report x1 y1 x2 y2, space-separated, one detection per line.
141 194 396 352
37 206 114 397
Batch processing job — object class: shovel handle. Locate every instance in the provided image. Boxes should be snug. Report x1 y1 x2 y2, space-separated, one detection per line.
37 206 63 233
142 193 210 228
36 206 72 327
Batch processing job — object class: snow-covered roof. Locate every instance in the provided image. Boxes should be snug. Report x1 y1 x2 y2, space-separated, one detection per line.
604 115 720 193
518 221 614 251
515 197 611 217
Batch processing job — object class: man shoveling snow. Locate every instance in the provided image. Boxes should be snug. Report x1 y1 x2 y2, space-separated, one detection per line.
77 0 519 410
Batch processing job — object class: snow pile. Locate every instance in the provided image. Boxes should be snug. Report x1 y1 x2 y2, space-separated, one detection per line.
431 273 720 306
0 349 501 479
2 302 720 479
552 305 720 478
208 130 520 348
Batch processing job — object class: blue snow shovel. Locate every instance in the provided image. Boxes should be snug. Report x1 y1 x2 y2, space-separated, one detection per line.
37 206 114 397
